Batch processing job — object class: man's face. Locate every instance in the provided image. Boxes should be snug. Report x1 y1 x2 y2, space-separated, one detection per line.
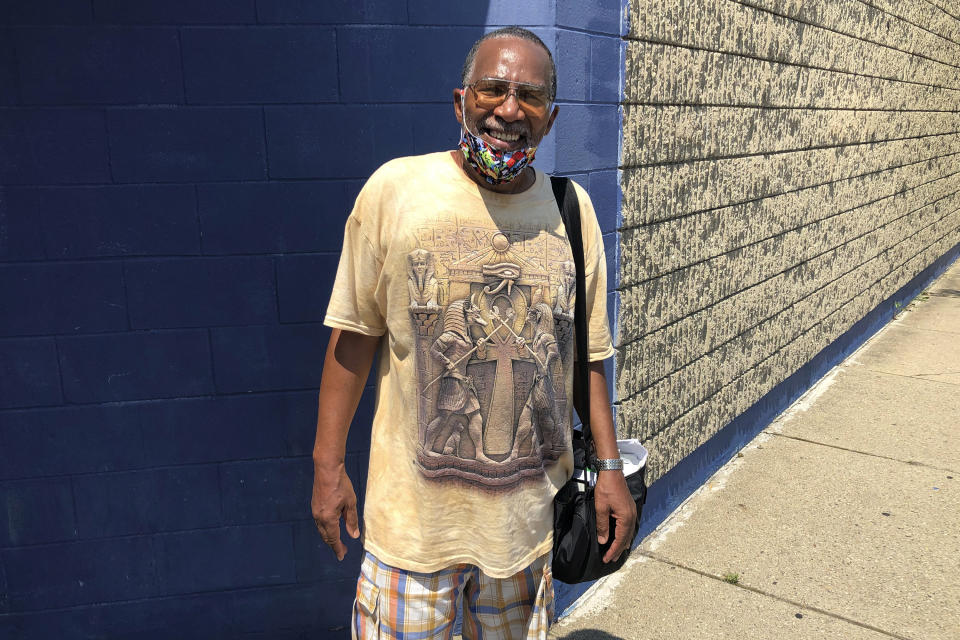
454 37 558 154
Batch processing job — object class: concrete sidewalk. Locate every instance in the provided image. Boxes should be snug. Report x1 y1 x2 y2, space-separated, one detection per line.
552 260 960 640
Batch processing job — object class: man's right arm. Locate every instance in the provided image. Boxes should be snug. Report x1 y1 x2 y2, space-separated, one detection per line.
311 328 380 561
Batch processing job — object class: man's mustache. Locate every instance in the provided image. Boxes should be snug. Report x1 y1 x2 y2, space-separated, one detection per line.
480 117 530 137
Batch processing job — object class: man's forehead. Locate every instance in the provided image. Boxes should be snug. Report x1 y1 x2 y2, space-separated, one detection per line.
468 37 551 86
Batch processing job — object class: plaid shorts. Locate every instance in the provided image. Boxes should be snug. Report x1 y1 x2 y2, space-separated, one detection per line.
352 550 553 640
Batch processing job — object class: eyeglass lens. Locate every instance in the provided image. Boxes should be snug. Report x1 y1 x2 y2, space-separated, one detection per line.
470 80 550 116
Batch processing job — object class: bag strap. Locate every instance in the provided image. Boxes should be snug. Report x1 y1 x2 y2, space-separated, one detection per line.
550 176 597 470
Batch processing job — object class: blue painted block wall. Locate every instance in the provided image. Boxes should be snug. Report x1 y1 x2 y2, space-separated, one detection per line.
0 0 624 636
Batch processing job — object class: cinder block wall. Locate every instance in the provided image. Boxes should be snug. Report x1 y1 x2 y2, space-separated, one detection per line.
617 0 960 482
0 1 622 635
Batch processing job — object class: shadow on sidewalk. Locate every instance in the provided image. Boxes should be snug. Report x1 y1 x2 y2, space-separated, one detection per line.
929 288 960 298
554 630 626 640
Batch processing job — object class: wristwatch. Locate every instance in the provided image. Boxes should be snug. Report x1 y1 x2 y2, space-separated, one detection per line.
594 458 624 471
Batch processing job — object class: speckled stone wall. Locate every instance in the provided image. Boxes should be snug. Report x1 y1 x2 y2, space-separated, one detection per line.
618 0 960 482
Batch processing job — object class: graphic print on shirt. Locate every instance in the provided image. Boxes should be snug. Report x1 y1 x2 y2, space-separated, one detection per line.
408 224 574 489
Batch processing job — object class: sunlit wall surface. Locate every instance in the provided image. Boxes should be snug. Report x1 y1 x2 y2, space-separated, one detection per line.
617 0 960 482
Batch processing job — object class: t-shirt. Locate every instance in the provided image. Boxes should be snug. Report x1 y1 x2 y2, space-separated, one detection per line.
324 151 614 577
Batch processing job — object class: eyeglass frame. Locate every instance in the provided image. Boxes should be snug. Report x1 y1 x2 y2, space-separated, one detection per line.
462 77 554 117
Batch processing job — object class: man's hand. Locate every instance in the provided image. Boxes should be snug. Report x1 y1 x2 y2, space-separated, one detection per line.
311 460 360 561
577 360 637 563
593 469 637 563
311 329 379 562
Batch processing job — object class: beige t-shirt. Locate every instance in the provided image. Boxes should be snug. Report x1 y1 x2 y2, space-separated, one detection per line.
324 151 614 577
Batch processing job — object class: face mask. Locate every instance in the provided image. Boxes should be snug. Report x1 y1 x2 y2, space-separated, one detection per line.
459 129 537 185
459 92 538 185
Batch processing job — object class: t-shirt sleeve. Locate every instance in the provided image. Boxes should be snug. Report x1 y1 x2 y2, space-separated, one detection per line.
573 181 616 362
323 183 388 337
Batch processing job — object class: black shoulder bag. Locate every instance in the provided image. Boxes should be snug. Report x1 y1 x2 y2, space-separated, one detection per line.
549 176 647 584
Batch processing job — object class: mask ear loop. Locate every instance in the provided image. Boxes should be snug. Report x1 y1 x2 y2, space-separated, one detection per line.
460 88 481 139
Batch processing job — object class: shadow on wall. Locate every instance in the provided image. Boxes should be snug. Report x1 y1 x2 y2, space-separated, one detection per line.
0 3 494 638
3 1 624 636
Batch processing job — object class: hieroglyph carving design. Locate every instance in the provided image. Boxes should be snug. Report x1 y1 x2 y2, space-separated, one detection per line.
409 227 574 489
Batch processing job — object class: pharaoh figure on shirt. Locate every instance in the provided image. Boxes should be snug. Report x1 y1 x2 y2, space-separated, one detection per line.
408 227 573 489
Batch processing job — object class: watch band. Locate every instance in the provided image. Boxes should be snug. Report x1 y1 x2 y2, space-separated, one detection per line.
595 458 624 471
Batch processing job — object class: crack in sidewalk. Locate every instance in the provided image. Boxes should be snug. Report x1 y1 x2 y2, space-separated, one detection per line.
858 368 960 387
768 432 960 475
639 551 916 640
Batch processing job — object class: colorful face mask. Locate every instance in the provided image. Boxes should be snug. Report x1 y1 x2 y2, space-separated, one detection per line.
459 128 537 185
459 90 538 185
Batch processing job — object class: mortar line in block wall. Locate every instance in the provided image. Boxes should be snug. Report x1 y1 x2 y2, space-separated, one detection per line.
0 323 330 341
0 99 619 109
857 0 960 48
175 27 189 105
51 336 66 409
617 209 960 370
907 0 960 26
615 193 960 352
0 385 350 416
0 383 331 414
0 572 343 618
553 25 626 38
620 257 956 449
617 161 960 261
0 251 341 268
333 26 343 104
0 454 314 492
615 189 960 353
206 327 219 395
215 461 226 527
617 146 960 231
67 475 81 539
925 0 960 23
0 175 366 187
618 132 960 174
628 231 960 451
0 520 305 553
102 109 116 184
615 179 960 238
614 208 960 408
731 0 960 71
118 260 133 331
617 189 960 299
620 102 960 112
193 184 203 254
623 36 960 90
260 106 272 177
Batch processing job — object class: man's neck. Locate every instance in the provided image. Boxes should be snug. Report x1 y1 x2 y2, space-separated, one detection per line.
451 150 536 195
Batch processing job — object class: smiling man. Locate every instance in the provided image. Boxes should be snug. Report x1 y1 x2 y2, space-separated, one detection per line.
312 27 635 639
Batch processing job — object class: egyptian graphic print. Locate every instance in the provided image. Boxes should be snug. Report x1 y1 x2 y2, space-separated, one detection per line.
409 222 575 489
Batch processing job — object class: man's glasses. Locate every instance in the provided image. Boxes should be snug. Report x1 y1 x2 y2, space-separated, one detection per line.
465 78 552 117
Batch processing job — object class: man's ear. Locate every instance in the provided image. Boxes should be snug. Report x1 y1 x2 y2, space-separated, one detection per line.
453 88 465 126
541 105 559 139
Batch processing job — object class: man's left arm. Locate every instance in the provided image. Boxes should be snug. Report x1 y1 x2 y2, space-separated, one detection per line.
587 359 637 563
572 181 635 561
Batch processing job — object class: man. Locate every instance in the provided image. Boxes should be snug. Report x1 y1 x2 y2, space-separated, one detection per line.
312 27 635 639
